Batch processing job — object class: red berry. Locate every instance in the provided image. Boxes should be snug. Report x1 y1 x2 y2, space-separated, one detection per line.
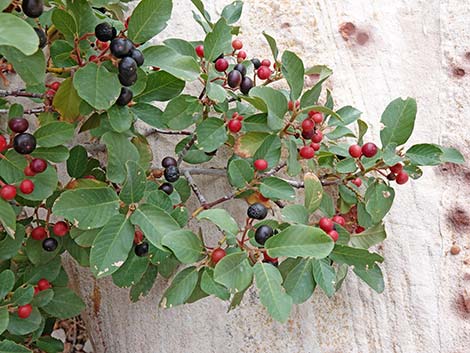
30 158 47 173
310 142 321 151
231 112 239 119
254 159 268 171
236 115 244 121
215 58 229 72
313 113 323 124
232 39 243 50
299 146 315 159
50 81 61 91
396 171 409 185
352 177 362 187
31 226 47 241
0 185 16 200
227 119 242 133
96 40 109 51
211 248 226 264
327 230 339 242
349 144 362 158
24 165 36 177
0 135 7 152
37 278 51 291
308 110 316 118
20 179 35 194
257 65 271 80
134 230 144 244
332 215 346 227
318 217 334 232
195 45 204 58
362 142 378 158
311 131 323 143
89 55 98 62
288 101 294 111
261 59 271 67
237 50 247 60
46 89 56 97
301 119 314 131
390 163 403 174
355 226 365 234
34 286 40 295
302 129 315 140
8 118 29 133
17 304 33 319
53 221 69 237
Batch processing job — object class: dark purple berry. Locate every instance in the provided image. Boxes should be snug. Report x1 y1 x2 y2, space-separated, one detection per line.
227 70 242 88
13 133 36 155
119 57 137 76
34 28 47 48
129 48 144 67
118 72 137 87
42 238 58 252
233 63 247 77
116 87 133 106
255 225 274 245
8 118 29 133
95 23 116 42
251 58 261 69
135 242 149 257
161 156 177 168
164 166 180 183
247 203 268 220
159 182 174 195
240 77 253 95
23 0 44 18
110 38 133 58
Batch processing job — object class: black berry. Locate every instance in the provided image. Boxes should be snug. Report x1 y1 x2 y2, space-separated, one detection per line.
164 166 180 183
247 203 268 220
116 87 133 106
227 70 242 88
118 57 137 76
251 58 261 69
95 23 117 42
161 156 177 168
255 225 274 245
42 238 58 252
34 28 47 48
8 118 29 133
135 242 149 257
13 133 36 155
233 63 247 77
110 38 133 58
240 77 253 95
118 72 137 87
159 182 174 195
129 48 144 67
23 0 44 18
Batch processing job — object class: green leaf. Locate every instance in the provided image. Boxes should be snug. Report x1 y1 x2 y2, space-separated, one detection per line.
34 122 75 147
67 0 97 36
25 236 62 265
195 117 228 152
52 186 120 230
130 204 181 249
32 146 70 163
35 337 64 353
0 13 39 55
206 82 226 102
353 264 384 293
201 268 230 300
281 51 304 100
7 307 41 335
0 47 45 91
161 230 204 264
265 224 334 258
73 63 121 110
42 287 85 319
197 209 239 236
142 45 200 81
329 244 384 269
281 204 309 225
0 198 16 237
128 0 172 44
282 258 315 304
90 214 134 278
0 224 24 260
329 106 362 126
160 267 198 308
0 270 15 299
120 161 146 204
51 9 77 41
221 1 243 23
107 105 134 133
380 97 417 147
102 132 140 183
0 307 8 335
336 158 358 173
12 286 34 306
203 18 232 62
67 146 88 179
259 177 295 201
129 264 158 302
248 86 288 130
23 257 62 284
440 146 465 164
31 289 54 308
253 262 292 322
214 252 253 293
52 77 81 122
406 143 443 166
262 32 279 60
50 40 76 68
0 340 32 353
286 138 302 176
228 159 254 188
350 223 386 249
365 181 395 224
136 71 185 103
112 250 149 288
253 134 281 168
304 172 323 213
132 103 164 128
161 94 200 130
312 259 336 297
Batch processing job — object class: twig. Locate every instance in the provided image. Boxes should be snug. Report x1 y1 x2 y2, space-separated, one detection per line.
0 90 44 98
177 134 197 166
183 170 207 205
261 161 287 177
144 128 192 137
0 107 46 115
181 167 226 176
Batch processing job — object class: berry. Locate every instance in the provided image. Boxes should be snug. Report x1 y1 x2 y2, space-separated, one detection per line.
228 119 242 133
302 129 315 140
31 226 47 241
311 131 323 143
253 159 268 171
318 217 334 232
299 146 315 159
8 118 29 133
110 38 133 58
332 215 346 227
261 59 271 67
361 142 378 158
50 81 61 91
30 158 47 173
247 203 268 220
129 48 144 67
24 166 36 177
159 182 174 195
195 45 204 58
18 304 33 319
135 242 149 257
311 112 323 124
0 135 7 152
37 278 51 291
13 133 36 155
20 179 34 194
95 23 117 42
215 58 229 72
251 58 261 69
34 27 47 48
349 144 362 158
240 77 253 95
237 50 247 60
327 230 339 242
34 286 39 295
0 185 16 200
390 163 403 174
257 65 271 80
211 248 226 264
301 119 314 131
355 226 365 233
396 171 409 185
255 225 274 245
311 142 321 151
227 70 242 88
134 230 144 244
118 72 137 87
233 63 247 77
164 166 180 183
119 57 137 76
46 89 56 97
161 157 177 168
232 39 243 50
352 177 362 187
236 115 244 121
116 87 133 106
42 238 58 252
22 0 43 18
96 40 109 51
53 221 69 237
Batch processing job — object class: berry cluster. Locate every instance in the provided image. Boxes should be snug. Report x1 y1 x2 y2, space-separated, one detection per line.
17 279 52 319
318 215 346 242
161 156 180 184
30 221 69 252
298 110 324 159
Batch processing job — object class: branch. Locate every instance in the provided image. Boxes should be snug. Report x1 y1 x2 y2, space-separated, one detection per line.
177 134 197 166
144 128 192 137
0 90 44 99
0 107 46 115
181 167 226 176
183 170 207 205
262 161 287 177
